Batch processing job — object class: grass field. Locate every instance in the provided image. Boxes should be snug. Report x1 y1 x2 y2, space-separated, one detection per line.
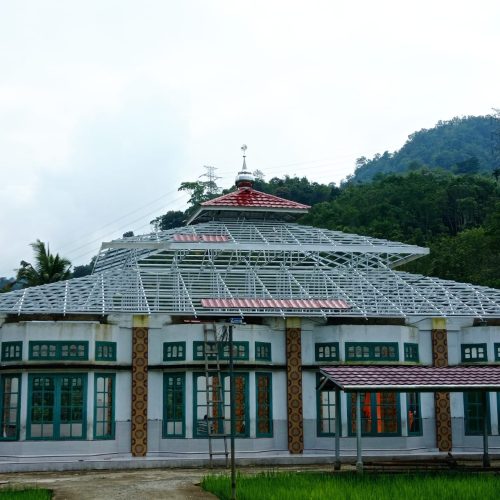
202 471 500 500
0 489 52 500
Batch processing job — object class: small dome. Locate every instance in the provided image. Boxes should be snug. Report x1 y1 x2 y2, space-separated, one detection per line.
235 169 255 188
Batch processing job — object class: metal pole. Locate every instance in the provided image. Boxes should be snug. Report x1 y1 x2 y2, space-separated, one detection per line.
334 389 341 470
482 392 490 468
229 324 237 499
356 392 363 474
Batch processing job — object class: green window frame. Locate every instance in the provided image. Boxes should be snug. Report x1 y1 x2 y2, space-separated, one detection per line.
29 341 89 361
0 374 21 441
95 342 116 361
163 373 185 438
404 343 419 362
315 342 339 362
348 392 401 436
494 343 500 361
193 372 249 438
406 393 422 436
461 343 487 363
256 372 273 437
464 392 490 435
345 342 399 362
94 374 115 439
316 373 338 436
163 342 186 362
193 341 249 361
255 342 272 362
1 342 22 362
27 373 87 440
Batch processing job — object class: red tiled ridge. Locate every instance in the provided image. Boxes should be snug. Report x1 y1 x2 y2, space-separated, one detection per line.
173 234 229 242
202 187 310 210
320 365 500 390
201 298 350 309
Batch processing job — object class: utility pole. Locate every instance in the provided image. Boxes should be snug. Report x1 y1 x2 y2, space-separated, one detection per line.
229 323 236 500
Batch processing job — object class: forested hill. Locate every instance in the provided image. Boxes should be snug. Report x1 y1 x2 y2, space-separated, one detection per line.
301 170 500 288
352 116 495 183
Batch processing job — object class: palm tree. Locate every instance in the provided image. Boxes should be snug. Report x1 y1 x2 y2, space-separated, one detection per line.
16 240 71 287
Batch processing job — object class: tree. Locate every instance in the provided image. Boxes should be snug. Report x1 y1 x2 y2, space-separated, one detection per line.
16 240 71 287
150 210 186 231
72 256 97 279
493 168 500 183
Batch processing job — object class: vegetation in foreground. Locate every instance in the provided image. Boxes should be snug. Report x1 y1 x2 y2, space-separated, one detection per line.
0 488 52 500
201 471 500 500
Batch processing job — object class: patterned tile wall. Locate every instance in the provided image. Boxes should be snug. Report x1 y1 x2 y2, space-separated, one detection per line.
131 325 148 457
432 327 452 451
286 326 304 454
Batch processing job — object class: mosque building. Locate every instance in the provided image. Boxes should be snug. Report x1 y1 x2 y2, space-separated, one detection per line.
1 157 500 470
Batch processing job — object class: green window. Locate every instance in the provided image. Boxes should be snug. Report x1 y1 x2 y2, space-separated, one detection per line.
163 342 186 362
95 342 116 361
461 344 487 363
163 373 185 438
404 343 419 362
256 373 272 437
255 342 272 361
193 341 249 361
316 374 338 436
1 342 22 361
29 341 88 361
0 374 21 440
94 374 115 439
193 372 249 438
28 374 87 440
464 392 490 435
345 342 399 362
407 393 422 435
315 343 339 362
348 392 400 436
494 343 500 361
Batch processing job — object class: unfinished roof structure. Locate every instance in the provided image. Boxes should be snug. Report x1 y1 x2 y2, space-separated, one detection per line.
1 166 499 318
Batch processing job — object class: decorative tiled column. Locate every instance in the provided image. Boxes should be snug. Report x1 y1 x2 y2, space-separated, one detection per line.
286 318 304 454
432 317 452 452
131 315 149 457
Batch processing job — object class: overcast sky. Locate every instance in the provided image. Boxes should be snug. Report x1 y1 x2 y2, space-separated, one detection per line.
1 1 499 277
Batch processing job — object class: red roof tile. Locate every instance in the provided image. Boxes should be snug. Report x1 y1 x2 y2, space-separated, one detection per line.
173 234 229 242
202 187 310 210
201 298 350 309
320 366 500 391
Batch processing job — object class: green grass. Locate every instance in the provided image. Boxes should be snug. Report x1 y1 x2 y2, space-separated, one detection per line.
0 488 52 500
201 471 500 500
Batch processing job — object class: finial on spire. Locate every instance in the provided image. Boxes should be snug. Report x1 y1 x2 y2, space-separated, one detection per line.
241 144 247 169
235 144 255 188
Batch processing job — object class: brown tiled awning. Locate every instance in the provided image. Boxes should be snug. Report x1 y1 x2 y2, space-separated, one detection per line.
319 365 500 392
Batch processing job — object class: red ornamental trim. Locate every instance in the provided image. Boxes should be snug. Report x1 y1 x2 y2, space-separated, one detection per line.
201 298 350 309
173 234 229 242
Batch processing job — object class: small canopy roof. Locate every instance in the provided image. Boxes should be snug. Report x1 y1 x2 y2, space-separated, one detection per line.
187 186 310 224
319 365 500 392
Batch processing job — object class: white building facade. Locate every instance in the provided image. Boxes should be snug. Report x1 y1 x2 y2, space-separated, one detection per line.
1 169 499 470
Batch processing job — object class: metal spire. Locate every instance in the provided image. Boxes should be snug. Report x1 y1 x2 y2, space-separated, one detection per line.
241 144 247 170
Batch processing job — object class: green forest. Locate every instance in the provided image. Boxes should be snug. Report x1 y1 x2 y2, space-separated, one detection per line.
352 115 498 182
3 115 500 291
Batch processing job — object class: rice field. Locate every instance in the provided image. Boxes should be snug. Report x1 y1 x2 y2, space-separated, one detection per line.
201 471 500 500
0 489 52 500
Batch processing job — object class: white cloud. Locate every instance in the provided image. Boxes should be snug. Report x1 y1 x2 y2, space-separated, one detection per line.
0 0 499 276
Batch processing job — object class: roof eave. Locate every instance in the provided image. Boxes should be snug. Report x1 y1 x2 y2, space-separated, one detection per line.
186 205 309 225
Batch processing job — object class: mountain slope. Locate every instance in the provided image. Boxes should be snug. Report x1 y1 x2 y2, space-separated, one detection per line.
353 116 495 182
